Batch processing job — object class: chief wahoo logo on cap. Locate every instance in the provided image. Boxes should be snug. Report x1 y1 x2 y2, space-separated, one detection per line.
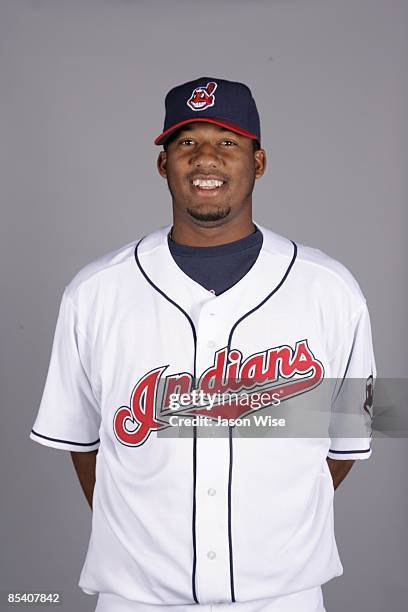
187 81 217 111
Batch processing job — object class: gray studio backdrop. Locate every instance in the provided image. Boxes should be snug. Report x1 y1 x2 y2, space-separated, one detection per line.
1 1 407 611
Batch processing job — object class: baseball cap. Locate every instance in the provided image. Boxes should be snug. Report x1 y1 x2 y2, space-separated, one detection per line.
154 77 261 146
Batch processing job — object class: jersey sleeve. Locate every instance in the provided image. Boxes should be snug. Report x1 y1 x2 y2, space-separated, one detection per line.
30 289 101 452
327 303 376 460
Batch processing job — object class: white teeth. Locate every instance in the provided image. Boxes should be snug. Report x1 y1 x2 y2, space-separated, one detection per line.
192 179 224 189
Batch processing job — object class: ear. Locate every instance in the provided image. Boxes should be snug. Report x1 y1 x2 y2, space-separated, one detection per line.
254 148 266 179
157 150 167 178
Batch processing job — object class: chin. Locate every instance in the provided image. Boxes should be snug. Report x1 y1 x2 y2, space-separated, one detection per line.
186 206 231 223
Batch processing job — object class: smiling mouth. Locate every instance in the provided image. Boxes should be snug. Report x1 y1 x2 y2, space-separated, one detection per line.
190 178 227 195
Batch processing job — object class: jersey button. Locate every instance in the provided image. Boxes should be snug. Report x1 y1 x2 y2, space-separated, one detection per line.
207 488 216 496
207 340 216 349
207 551 216 560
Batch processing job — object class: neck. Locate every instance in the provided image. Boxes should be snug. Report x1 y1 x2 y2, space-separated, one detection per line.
170 213 256 247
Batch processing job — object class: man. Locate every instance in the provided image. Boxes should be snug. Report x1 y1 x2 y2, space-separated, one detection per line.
30 77 375 612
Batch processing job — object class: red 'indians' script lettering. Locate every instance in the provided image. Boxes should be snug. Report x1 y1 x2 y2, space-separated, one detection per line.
113 340 324 446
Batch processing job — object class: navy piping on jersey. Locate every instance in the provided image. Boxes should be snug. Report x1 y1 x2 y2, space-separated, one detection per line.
225 240 297 602
134 236 297 604
31 429 100 447
191 427 198 602
134 237 199 603
328 448 371 454
227 427 235 601
134 238 198 383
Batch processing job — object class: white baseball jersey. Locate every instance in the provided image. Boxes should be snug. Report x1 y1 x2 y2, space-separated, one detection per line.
30 222 375 608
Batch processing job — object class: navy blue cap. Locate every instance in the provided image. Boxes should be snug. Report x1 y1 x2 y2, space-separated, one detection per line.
154 77 261 146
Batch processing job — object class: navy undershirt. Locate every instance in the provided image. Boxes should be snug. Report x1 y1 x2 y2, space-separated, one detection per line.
167 227 263 296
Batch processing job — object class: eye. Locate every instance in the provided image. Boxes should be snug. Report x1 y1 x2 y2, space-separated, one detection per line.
220 139 236 146
179 138 195 146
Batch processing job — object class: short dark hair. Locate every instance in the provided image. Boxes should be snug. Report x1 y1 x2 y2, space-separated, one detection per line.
163 136 260 152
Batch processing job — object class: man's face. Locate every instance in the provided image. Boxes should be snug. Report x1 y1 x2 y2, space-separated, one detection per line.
157 122 266 227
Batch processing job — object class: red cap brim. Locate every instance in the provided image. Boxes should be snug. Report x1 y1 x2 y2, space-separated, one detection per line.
154 118 259 145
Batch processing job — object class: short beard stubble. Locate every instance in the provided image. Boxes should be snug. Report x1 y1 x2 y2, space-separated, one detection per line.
185 206 232 223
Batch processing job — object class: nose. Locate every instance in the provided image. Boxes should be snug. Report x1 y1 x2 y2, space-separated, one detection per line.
191 142 220 169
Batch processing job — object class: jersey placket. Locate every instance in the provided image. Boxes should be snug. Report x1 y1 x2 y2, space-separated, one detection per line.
193 297 234 604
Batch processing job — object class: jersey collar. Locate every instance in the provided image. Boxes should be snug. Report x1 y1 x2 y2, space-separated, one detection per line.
134 221 296 327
